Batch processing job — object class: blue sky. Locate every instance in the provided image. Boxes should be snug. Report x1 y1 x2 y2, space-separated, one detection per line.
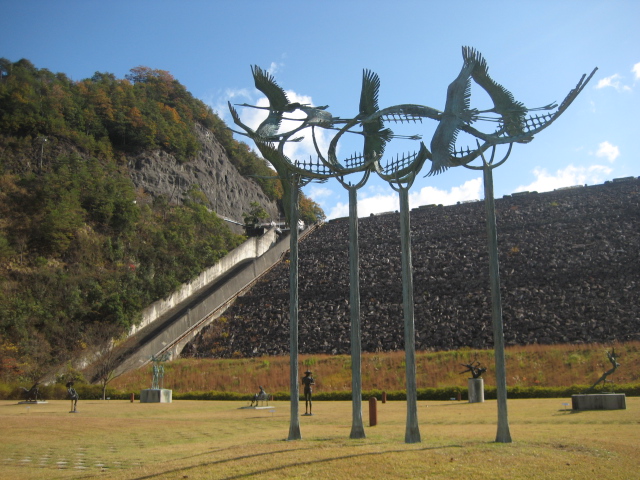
2 1 638 219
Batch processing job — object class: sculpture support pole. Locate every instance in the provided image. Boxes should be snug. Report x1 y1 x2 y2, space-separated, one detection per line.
399 187 421 444
482 165 512 443
348 186 365 439
288 182 302 441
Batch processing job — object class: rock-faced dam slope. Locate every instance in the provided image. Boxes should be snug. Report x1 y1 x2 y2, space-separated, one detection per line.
184 178 640 358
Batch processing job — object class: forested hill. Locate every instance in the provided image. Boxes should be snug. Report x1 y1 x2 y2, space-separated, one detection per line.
0 58 323 381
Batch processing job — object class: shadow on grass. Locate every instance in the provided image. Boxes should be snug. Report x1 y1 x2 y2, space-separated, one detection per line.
127 443 464 480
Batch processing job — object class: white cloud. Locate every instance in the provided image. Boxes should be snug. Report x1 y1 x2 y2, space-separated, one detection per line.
633 62 640 81
267 62 283 76
327 201 350 219
326 191 399 219
320 178 484 220
204 87 252 119
595 141 620 162
514 164 613 193
307 185 334 199
409 178 483 207
595 73 632 92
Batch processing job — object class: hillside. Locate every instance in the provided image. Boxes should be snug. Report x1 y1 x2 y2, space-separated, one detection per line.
0 58 322 381
184 178 640 358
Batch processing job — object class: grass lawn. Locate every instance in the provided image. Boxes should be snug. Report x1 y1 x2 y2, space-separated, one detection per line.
1 397 638 479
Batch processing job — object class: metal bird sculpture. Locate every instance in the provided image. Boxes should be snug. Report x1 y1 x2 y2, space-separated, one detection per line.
425 47 598 176
463 46 528 138
428 52 478 176
235 65 337 140
359 69 393 163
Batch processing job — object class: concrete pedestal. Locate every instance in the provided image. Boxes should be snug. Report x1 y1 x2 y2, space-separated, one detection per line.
468 378 485 403
140 388 172 403
572 393 626 410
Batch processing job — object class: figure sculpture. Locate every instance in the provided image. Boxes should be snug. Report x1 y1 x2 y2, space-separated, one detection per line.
585 349 620 393
150 353 169 389
20 382 40 402
460 360 487 379
66 381 79 413
302 370 315 416
250 386 269 406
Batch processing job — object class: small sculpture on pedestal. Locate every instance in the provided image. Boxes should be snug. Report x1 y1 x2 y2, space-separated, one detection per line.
460 359 486 403
141 353 172 403
572 348 626 410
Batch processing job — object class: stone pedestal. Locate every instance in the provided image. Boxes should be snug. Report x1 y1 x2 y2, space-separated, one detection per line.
468 378 485 403
140 388 172 403
571 393 626 410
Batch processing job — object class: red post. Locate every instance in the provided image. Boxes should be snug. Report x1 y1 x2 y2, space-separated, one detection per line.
369 397 377 426
382 391 387 404
130 393 135 402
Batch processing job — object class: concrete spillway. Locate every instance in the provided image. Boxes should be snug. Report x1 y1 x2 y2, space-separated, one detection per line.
95 225 316 379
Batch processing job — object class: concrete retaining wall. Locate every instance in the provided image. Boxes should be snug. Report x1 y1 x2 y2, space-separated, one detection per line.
129 228 279 337
112 228 300 377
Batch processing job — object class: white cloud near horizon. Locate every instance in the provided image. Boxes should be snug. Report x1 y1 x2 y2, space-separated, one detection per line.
595 141 620 162
514 164 613 193
322 178 483 219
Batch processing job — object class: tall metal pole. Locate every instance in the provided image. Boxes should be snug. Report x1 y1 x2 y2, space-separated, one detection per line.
348 186 365 439
399 187 421 444
288 181 302 441
482 165 512 443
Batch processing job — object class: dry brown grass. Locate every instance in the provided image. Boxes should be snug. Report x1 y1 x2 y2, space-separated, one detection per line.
1 398 638 479
112 341 640 395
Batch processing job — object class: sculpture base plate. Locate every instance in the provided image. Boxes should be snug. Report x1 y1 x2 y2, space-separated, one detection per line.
238 406 274 410
18 401 48 404
571 393 626 410
140 389 172 403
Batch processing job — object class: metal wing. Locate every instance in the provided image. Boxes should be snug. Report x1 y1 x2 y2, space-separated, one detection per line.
463 46 528 138
360 69 392 162
251 65 291 111
428 55 476 176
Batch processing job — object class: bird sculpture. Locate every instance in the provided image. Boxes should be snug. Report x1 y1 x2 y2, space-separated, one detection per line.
428 52 478 176
359 69 393 164
233 65 337 141
425 47 597 176
463 46 529 138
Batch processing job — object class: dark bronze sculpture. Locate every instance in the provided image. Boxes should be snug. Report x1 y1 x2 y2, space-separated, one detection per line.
460 360 487 379
250 385 269 406
66 381 78 413
20 382 40 402
302 370 315 416
585 349 620 393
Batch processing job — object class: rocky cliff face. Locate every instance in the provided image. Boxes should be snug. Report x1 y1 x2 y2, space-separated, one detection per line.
127 123 281 232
